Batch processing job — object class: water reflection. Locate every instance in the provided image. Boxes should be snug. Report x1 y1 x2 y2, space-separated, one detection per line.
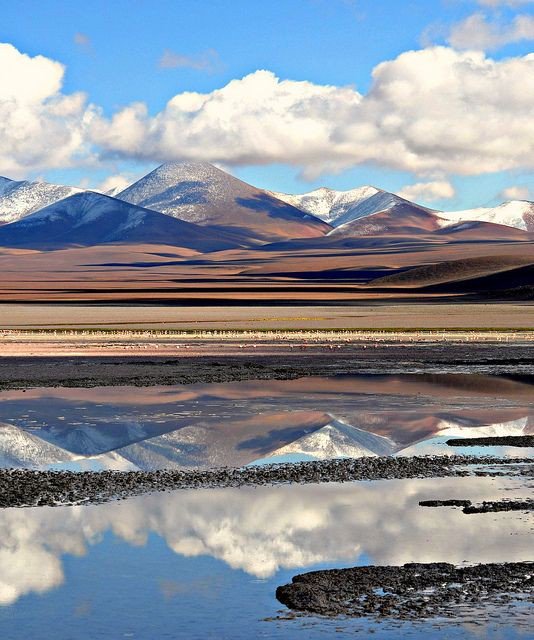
0 476 531 606
0 374 533 469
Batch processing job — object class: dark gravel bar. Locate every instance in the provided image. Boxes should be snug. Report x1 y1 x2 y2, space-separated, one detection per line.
276 561 534 619
420 498 534 513
447 435 534 447
0 456 531 508
462 499 534 514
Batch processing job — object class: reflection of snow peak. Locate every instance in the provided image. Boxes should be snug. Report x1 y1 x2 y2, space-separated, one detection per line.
396 417 530 457
262 418 395 461
0 409 532 470
0 476 530 605
435 417 528 438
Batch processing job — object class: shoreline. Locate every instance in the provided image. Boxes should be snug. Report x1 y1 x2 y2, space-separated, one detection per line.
0 456 530 508
2 337 534 388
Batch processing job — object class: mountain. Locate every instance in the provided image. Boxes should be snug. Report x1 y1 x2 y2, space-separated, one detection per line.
271 185 429 228
0 191 238 251
396 417 530 456
269 186 381 225
117 161 330 244
442 200 534 232
0 176 81 225
260 418 396 461
272 185 534 234
328 202 446 237
0 422 75 468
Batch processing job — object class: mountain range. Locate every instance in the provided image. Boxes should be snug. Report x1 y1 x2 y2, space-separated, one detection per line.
0 410 530 471
1 161 534 303
1 162 533 249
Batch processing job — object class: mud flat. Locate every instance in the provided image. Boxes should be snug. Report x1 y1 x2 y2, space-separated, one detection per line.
275 561 534 619
2 333 534 389
0 456 531 508
2 303 534 330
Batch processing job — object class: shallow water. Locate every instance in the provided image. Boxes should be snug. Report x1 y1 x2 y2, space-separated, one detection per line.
0 373 533 470
0 476 532 639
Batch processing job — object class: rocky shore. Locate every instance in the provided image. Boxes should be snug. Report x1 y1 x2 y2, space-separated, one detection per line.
0 455 531 508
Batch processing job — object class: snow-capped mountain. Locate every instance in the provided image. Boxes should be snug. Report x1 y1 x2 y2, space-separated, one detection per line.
0 422 75 468
328 202 446 238
0 191 238 251
117 161 330 244
0 176 81 225
261 418 397 461
442 200 534 232
269 186 381 225
396 417 531 456
270 184 534 234
271 185 428 228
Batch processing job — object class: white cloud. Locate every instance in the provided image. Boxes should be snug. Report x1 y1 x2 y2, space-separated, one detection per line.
3 41 534 182
92 47 534 178
448 12 534 50
0 43 94 177
397 180 456 203
500 185 531 199
95 173 133 195
158 49 222 73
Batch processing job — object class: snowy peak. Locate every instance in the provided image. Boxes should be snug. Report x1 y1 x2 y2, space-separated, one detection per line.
442 200 534 232
117 161 330 244
269 186 380 224
270 185 425 229
118 161 249 221
0 190 238 251
0 176 82 224
264 418 397 461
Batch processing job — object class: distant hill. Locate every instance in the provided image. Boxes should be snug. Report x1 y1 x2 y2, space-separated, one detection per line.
117 161 330 245
368 255 534 299
0 191 237 251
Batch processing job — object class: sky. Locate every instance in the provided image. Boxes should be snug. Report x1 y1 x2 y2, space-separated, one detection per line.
1 0 534 210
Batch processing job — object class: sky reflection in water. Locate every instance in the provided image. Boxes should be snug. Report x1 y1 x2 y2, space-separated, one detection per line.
0 476 532 638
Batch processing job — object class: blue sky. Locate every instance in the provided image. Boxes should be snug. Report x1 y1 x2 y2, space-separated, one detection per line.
1 0 533 209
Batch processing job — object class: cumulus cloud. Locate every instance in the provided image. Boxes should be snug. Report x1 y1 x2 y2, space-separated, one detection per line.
397 180 456 203
158 49 222 73
500 185 531 199
0 42 94 177
448 12 534 50
91 47 534 178
3 41 534 182
95 173 133 195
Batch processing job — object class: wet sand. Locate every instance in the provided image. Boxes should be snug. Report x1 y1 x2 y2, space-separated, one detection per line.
2 337 534 389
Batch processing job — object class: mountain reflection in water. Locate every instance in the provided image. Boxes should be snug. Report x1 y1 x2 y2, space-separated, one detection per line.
0 374 533 470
